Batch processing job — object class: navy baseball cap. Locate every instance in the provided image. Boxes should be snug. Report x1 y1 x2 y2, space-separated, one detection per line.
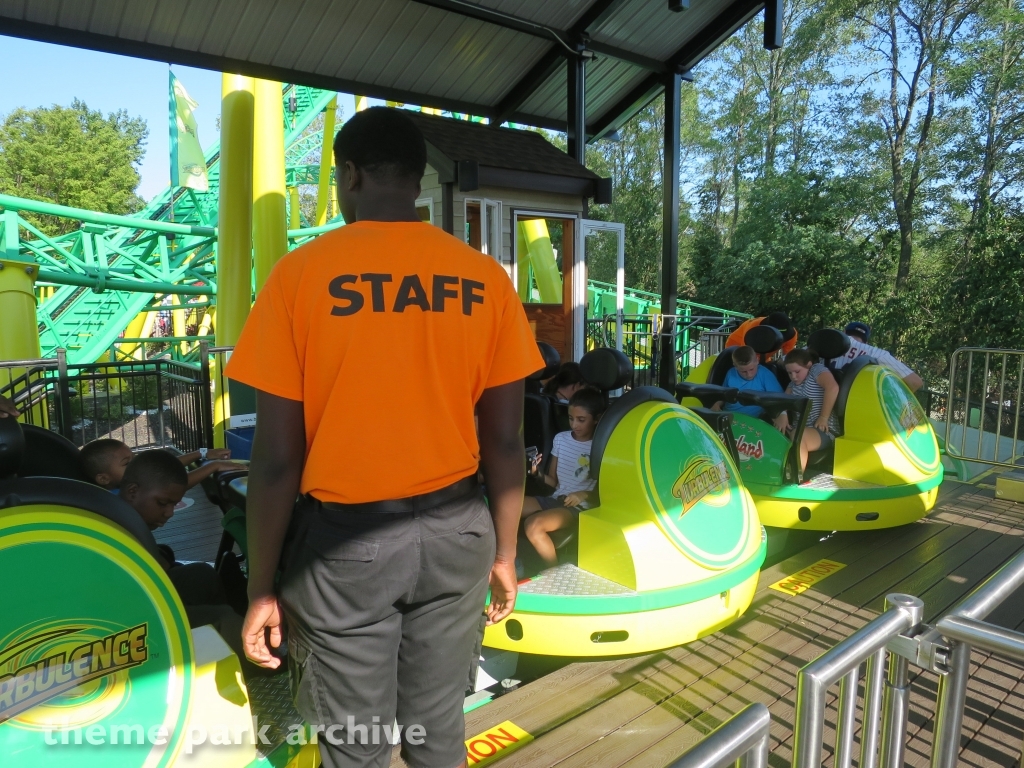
844 321 871 341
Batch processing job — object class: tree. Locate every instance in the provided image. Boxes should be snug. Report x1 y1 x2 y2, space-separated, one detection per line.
0 99 147 235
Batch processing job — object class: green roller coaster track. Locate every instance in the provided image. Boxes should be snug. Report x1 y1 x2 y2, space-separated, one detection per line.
0 84 747 365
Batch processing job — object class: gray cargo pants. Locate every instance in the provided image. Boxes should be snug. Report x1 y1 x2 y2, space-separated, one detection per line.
279 490 495 768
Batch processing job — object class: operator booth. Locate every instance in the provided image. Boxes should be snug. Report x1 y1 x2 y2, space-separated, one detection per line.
405 112 618 363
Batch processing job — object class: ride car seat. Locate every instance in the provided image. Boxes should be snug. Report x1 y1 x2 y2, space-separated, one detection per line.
524 342 562 494
708 346 738 385
746 324 788 389
806 327 875 430
0 417 163 563
18 423 90 481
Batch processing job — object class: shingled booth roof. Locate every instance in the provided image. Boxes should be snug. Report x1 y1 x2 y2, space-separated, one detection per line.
0 0 782 141
403 111 608 200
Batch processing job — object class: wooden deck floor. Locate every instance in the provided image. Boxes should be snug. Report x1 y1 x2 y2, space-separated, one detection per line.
426 478 1024 768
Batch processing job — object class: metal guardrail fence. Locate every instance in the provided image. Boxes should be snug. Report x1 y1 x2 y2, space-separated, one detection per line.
944 348 1024 468
587 313 740 388
930 548 1024 768
0 349 212 453
793 593 925 768
668 704 770 768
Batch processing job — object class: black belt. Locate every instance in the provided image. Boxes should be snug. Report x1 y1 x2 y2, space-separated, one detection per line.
313 475 479 515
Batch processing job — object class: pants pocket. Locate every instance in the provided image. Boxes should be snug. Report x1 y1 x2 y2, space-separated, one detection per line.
288 635 327 726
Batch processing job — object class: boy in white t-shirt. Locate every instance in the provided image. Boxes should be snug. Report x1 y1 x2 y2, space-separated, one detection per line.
523 388 606 567
835 322 924 391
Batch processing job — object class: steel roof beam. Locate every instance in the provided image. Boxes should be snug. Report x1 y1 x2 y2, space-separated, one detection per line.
492 0 632 127
406 0 677 74
588 0 765 140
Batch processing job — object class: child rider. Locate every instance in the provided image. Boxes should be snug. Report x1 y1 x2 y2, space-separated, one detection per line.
775 348 840 472
710 345 783 418
80 437 243 491
523 388 606 568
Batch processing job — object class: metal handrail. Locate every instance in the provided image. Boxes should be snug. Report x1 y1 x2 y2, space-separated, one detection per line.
944 347 1024 469
793 594 924 768
930 548 1024 768
667 704 770 768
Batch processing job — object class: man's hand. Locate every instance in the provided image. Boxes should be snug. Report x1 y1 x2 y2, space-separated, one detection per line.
242 595 283 669
486 557 518 625
207 460 247 473
0 395 17 418
205 448 232 460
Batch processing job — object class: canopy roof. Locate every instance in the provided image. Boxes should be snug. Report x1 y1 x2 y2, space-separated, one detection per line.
0 0 775 139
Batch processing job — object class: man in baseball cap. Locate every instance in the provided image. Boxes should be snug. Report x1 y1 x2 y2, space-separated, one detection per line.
834 321 923 391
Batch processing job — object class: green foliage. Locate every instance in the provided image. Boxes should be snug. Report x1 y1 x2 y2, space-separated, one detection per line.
0 99 147 235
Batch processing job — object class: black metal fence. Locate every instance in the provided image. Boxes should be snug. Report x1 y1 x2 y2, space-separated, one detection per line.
0 349 213 453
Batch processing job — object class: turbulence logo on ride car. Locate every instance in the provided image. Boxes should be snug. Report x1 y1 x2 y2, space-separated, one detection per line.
876 369 940 473
671 456 729 515
0 623 149 725
639 405 753 569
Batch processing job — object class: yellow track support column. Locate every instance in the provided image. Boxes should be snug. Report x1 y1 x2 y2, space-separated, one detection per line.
0 213 41 364
253 78 288 294
520 219 562 303
315 97 337 226
288 186 300 229
216 74 255 447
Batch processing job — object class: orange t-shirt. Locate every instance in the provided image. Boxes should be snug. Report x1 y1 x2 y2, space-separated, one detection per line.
225 221 544 504
725 316 798 355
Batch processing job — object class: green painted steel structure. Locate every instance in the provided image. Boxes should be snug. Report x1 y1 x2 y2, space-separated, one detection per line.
0 83 746 365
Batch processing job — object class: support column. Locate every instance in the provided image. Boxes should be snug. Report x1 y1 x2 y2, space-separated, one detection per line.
315 97 338 226
0 210 40 363
215 73 255 447
253 78 288 294
566 55 586 165
657 72 682 393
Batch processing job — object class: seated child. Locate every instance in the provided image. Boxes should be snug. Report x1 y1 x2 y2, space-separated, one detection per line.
711 345 784 418
542 362 585 403
775 348 840 471
81 438 242 492
522 388 606 568
119 450 249 663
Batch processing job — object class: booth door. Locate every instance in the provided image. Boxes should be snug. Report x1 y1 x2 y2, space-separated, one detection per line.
512 211 578 362
580 220 625 359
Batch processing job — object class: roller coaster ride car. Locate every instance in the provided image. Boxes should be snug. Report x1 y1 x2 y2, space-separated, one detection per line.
485 347 767 657
678 328 942 531
0 417 257 768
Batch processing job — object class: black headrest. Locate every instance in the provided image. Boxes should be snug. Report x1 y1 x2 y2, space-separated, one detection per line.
529 342 561 381
20 424 89 481
807 329 851 361
0 476 163 563
745 324 783 355
0 417 25 479
580 348 633 391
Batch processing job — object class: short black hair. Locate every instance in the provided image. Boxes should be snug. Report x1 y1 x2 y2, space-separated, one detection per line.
122 450 187 492
784 348 818 367
81 438 128 481
568 387 607 419
333 107 427 185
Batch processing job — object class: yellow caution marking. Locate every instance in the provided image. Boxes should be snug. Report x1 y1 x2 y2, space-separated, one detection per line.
769 559 846 596
465 720 533 766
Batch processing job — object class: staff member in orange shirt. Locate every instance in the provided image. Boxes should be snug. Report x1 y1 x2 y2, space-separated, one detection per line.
725 311 799 357
227 108 542 768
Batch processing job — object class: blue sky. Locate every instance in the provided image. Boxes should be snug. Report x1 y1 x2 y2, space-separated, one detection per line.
0 35 357 202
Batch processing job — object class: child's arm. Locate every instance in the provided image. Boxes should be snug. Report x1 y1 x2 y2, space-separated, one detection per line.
186 460 247 488
179 448 231 465
815 369 840 430
531 455 558 489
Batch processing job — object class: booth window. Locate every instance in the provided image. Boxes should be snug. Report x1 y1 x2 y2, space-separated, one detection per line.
464 198 502 259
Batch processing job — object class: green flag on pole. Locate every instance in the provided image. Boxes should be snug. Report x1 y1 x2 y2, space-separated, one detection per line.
169 70 208 191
